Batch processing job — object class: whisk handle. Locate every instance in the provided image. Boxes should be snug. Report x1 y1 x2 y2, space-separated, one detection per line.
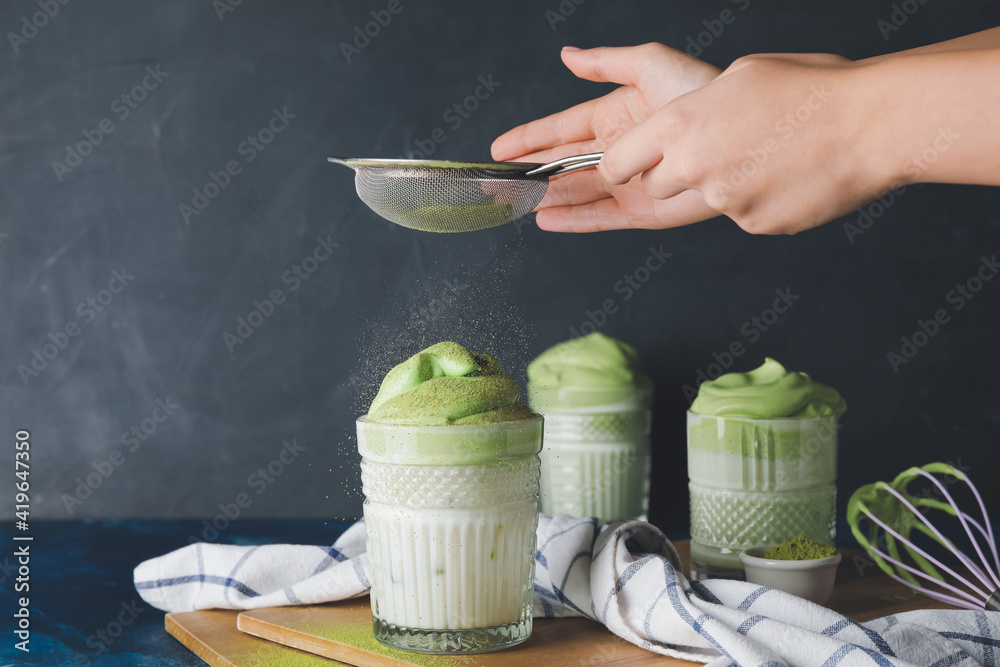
988 589 1000 612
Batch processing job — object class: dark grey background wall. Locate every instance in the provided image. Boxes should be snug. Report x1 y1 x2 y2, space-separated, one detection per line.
3 0 999 532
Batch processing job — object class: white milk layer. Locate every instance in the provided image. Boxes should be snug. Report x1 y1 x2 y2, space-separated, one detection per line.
539 439 649 520
538 408 651 521
364 501 537 630
361 457 539 631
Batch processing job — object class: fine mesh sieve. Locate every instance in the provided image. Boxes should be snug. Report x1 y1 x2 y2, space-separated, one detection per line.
328 153 602 233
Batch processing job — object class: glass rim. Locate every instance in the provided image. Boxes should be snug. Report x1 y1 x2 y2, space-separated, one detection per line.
357 414 543 464
527 375 652 412
357 413 543 430
527 373 652 393
686 410 839 424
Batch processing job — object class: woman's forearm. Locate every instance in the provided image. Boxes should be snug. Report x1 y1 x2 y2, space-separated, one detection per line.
861 26 1000 63
862 47 1000 187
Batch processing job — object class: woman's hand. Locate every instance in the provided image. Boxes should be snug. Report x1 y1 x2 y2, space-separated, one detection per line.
600 53 887 234
491 43 722 232
496 40 1000 235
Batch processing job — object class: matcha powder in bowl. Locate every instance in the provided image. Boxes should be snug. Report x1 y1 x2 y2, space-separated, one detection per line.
765 534 838 560
740 535 842 604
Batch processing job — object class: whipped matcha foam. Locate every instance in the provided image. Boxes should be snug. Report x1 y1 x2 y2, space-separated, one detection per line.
369 341 535 426
688 358 844 461
527 332 649 410
690 357 846 419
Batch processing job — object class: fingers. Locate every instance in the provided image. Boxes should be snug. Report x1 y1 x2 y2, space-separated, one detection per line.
638 158 688 200
598 109 675 185
535 189 719 233
538 168 689 213
496 139 604 168
565 43 721 104
563 43 709 89
535 169 612 209
536 199 638 233
492 97 603 161
494 43 721 162
562 45 663 86
646 189 719 228
493 85 650 162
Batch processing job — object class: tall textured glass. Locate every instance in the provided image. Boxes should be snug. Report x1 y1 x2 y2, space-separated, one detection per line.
530 379 652 521
358 415 542 654
687 412 838 579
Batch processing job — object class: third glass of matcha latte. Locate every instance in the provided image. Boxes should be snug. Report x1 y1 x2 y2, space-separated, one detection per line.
687 358 846 580
358 342 541 654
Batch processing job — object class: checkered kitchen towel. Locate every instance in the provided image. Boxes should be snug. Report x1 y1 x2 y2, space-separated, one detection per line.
135 515 1000 666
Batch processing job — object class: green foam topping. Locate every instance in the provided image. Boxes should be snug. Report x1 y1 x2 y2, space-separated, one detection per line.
526 333 648 410
690 358 846 419
527 332 638 387
368 341 534 426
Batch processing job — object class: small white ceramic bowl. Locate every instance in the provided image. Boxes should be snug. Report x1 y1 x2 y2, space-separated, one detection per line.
738 547 842 605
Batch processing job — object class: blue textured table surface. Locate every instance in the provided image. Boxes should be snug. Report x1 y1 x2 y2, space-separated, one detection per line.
0 520 351 666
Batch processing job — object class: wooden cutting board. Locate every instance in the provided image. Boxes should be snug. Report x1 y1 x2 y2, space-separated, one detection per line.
168 605 665 666
167 541 953 667
165 608 346 666
238 602 671 666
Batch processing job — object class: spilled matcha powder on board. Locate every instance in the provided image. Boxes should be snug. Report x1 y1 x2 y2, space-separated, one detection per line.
239 644 345 667
765 534 837 560
303 622 478 667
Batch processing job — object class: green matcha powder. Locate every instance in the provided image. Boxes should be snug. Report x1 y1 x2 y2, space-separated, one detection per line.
764 534 837 560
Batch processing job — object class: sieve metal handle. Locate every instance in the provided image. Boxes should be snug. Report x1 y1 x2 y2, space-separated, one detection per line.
327 156 354 169
525 152 603 177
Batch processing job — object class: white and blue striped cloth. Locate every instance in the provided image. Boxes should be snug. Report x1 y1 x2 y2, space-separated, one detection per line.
135 516 1000 666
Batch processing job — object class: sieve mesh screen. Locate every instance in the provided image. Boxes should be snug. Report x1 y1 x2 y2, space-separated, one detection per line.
329 154 601 233
353 164 548 232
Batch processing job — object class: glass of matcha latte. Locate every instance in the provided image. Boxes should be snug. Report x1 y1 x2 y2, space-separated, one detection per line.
687 358 846 580
527 333 652 521
357 342 542 653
